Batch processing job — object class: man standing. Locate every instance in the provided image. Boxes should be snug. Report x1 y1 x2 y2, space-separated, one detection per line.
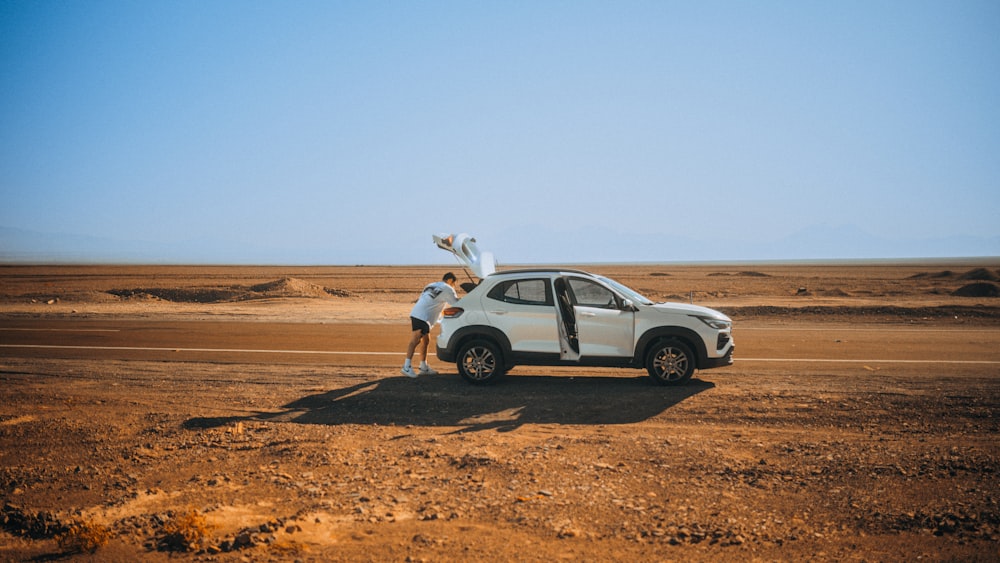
402 272 459 378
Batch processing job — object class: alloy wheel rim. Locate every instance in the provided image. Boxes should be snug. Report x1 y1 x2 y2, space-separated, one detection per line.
654 347 687 380
464 347 495 380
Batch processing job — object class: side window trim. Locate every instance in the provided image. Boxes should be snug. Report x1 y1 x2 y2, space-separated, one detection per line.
486 278 555 306
566 277 619 309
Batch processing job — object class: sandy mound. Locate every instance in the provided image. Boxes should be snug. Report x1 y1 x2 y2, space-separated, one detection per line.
951 282 1000 298
820 288 851 297
908 270 955 279
707 271 770 277
250 277 337 298
109 278 352 303
958 268 1000 282
108 287 245 303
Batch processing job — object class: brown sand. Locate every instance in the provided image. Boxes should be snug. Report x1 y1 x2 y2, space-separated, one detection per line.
1 261 998 561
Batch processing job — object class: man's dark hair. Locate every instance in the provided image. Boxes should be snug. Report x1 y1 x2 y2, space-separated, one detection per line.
443 272 457 282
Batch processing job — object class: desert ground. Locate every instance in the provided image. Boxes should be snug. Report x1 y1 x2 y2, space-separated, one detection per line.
1 260 998 562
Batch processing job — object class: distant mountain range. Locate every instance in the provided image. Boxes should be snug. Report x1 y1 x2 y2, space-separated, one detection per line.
1 224 997 265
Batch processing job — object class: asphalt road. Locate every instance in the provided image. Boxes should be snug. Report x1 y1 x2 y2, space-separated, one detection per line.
3 318 998 376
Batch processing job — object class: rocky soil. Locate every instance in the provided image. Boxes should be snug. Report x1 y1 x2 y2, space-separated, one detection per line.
1 357 997 562
1 262 998 561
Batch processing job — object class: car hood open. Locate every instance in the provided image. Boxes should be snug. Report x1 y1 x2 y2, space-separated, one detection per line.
433 233 497 279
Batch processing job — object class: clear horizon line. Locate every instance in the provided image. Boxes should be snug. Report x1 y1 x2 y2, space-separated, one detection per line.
1 256 998 268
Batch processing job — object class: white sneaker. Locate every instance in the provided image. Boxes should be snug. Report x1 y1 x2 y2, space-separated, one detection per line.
419 366 438 376
401 366 418 378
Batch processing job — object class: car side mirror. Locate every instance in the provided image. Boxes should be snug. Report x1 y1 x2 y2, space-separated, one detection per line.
622 299 635 311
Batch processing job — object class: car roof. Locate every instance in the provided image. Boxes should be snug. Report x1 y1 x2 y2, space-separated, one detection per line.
487 268 596 278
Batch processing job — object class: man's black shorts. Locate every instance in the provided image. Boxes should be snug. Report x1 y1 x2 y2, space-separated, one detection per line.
410 316 431 335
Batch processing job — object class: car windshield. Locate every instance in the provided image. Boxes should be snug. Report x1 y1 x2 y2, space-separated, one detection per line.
596 275 654 306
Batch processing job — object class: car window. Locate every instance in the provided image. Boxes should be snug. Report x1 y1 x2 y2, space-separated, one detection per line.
567 278 618 309
487 279 553 306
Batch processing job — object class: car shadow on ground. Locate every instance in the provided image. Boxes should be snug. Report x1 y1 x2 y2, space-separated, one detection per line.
185 374 715 433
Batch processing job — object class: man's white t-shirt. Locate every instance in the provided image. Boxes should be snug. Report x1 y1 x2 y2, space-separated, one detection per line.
410 281 459 325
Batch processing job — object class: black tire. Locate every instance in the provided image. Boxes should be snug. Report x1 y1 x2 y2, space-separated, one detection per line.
645 339 695 385
456 339 505 384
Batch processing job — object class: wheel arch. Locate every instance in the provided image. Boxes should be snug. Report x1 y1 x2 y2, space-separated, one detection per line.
635 327 708 368
447 325 513 368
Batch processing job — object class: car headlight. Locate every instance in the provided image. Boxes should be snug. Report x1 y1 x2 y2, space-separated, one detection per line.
693 315 731 330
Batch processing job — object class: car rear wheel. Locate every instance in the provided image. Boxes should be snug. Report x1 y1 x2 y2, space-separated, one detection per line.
456 339 505 384
645 339 695 385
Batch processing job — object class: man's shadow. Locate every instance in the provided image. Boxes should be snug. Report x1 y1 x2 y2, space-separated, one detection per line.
185 374 714 433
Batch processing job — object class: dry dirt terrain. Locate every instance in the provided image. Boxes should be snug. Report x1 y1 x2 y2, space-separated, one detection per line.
1 261 998 562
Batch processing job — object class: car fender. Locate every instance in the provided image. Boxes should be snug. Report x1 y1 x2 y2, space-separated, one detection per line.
634 326 708 367
439 325 513 367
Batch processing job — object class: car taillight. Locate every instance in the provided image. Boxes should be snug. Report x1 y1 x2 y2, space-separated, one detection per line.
443 307 464 318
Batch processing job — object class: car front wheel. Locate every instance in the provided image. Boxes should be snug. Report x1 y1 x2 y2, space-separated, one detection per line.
456 340 505 384
645 340 695 385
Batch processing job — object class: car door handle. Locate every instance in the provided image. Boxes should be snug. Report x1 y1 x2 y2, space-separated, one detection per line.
489 310 507 315
579 311 596 317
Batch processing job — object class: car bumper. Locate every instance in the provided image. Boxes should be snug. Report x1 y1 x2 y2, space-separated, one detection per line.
701 346 734 370
436 344 455 363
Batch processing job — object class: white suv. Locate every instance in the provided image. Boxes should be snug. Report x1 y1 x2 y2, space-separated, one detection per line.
432 234 734 385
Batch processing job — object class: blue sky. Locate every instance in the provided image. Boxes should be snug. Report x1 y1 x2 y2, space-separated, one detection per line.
1 1 998 264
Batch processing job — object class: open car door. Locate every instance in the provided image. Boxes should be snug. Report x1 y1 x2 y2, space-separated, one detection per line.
433 233 497 281
553 277 581 361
